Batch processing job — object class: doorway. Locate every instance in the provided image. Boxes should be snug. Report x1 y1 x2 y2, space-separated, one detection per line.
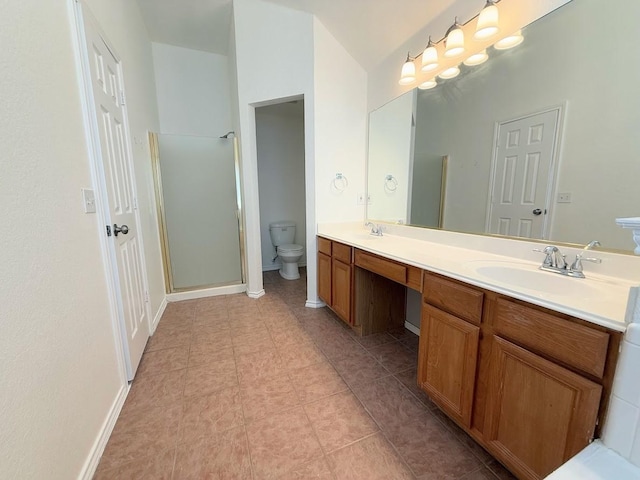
486 107 562 239
255 101 306 287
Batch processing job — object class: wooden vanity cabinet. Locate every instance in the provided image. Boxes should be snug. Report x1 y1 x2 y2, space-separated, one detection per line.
418 273 484 427
317 236 354 325
418 271 622 480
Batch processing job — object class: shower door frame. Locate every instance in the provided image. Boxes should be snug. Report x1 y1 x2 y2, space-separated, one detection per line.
149 132 247 293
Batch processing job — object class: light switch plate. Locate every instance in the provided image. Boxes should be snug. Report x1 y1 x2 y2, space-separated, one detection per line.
558 192 572 203
82 188 96 213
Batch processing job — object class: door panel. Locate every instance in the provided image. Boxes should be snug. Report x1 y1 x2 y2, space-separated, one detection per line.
485 336 601 479
488 109 559 239
332 259 352 323
418 305 480 427
318 252 332 305
83 14 149 379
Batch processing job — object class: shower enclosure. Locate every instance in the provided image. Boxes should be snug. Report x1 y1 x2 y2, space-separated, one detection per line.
149 132 245 293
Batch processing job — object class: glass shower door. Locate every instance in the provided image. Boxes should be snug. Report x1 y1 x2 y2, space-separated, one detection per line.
152 133 243 292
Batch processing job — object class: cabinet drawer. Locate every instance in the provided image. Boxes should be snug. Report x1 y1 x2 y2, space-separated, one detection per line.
423 272 484 325
494 298 610 378
318 237 332 256
332 242 352 264
355 250 407 284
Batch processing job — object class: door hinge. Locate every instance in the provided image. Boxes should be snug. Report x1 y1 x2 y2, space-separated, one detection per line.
144 291 150 303
119 90 126 106
106 225 112 237
133 197 138 210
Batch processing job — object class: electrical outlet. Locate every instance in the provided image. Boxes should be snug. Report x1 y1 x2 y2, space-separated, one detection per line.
367 194 372 205
558 192 572 203
357 193 366 205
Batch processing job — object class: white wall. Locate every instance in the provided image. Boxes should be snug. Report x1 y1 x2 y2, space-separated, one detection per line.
313 18 368 226
256 103 307 271
0 0 161 478
152 43 233 136
232 0 315 300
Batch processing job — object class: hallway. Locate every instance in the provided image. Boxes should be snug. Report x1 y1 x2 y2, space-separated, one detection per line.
94 269 515 479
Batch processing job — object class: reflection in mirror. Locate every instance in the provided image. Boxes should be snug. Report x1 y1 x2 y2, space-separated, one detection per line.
367 0 640 253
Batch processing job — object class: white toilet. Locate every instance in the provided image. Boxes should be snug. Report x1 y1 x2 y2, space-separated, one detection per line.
269 221 304 280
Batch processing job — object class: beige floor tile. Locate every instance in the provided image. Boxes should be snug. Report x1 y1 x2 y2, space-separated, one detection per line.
173 426 252 479
187 342 234 368
94 448 175 480
368 341 418 373
145 322 192 352
304 391 378 452
236 349 286 386
240 374 300 423
246 407 323 480
351 374 428 431
98 404 181 471
354 332 396 350
136 345 189 378
277 339 326 370
328 432 413 480
277 456 334 480
457 466 502 480
232 329 277 356
183 358 238 397
289 361 348 404
393 367 436 409
179 385 244 445
123 368 186 412
330 347 390 386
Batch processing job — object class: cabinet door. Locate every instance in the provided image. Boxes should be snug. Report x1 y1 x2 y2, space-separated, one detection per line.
485 336 602 480
332 259 352 324
418 304 479 427
318 252 332 305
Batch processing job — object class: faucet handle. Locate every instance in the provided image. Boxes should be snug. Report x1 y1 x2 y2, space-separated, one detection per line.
533 246 557 267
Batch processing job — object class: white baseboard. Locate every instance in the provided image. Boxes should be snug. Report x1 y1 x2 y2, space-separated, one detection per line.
305 299 326 308
404 321 420 336
150 297 167 334
247 289 265 299
79 383 129 480
166 284 247 302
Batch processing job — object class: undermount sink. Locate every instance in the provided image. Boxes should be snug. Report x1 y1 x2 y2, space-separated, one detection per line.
350 233 380 241
464 260 604 298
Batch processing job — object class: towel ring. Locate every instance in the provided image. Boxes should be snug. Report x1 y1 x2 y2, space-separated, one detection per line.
384 174 398 192
332 173 349 192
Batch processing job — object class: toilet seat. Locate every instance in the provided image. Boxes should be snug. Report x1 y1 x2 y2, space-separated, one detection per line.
278 244 303 254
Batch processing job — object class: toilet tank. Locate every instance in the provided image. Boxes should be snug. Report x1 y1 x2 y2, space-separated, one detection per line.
269 221 296 246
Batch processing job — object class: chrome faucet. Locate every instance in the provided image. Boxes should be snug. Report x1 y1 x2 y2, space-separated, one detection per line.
534 241 602 278
568 240 602 278
365 222 384 236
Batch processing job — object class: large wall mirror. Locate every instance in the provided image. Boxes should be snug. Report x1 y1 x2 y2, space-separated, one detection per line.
367 0 640 253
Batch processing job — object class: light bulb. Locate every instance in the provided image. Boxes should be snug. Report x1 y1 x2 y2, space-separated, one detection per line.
445 20 465 58
474 0 499 40
463 50 489 66
421 38 439 72
439 66 460 79
418 78 437 90
398 54 416 85
494 30 524 50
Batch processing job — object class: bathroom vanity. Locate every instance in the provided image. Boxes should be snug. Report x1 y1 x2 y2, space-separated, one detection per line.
317 225 637 480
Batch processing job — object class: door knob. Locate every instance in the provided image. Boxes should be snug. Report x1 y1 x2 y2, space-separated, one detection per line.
532 208 543 216
113 224 129 236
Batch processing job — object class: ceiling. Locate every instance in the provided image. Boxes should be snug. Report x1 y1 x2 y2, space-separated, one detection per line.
136 0 481 71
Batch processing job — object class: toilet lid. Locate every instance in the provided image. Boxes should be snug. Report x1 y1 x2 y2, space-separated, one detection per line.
279 244 303 253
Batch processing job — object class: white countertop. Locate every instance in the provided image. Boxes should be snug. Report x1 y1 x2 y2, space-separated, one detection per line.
318 223 639 332
546 441 640 480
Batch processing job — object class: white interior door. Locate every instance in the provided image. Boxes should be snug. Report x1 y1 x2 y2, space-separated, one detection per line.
82 12 149 379
487 109 560 238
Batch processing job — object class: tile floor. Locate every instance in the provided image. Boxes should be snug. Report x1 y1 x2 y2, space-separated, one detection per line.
94 268 516 479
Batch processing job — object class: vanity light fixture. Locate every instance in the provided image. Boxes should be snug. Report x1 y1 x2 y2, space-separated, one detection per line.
418 78 438 90
463 49 489 66
421 37 439 72
444 18 465 58
474 0 499 39
439 65 460 79
494 29 524 50
398 52 417 85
